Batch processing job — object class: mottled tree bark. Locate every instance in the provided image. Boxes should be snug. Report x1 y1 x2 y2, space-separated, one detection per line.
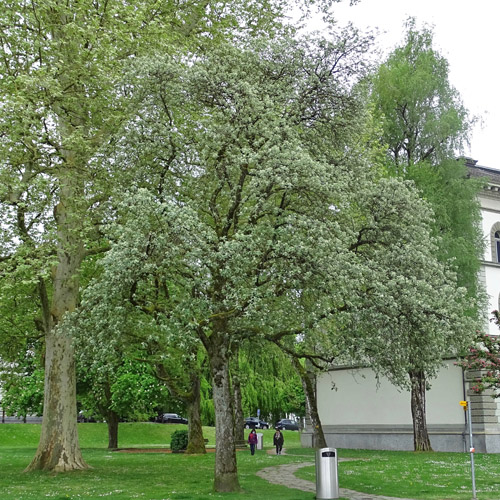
410 370 433 452
26 174 88 471
205 331 240 493
292 358 327 448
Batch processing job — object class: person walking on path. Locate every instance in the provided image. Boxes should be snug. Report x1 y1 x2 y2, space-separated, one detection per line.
248 429 258 455
273 428 284 455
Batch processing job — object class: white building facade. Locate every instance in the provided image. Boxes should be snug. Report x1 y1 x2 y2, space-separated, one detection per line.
303 161 500 452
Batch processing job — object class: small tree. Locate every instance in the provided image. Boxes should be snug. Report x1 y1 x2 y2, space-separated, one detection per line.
1 367 44 421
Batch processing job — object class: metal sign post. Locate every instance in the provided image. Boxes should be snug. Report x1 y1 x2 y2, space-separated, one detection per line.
460 401 477 499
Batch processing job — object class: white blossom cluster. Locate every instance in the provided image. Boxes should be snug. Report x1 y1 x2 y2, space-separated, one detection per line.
68 33 479 402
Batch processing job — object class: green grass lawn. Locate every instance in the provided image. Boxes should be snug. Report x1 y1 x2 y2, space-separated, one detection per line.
294 447 500 500
1 423 500 499
0 424 310 500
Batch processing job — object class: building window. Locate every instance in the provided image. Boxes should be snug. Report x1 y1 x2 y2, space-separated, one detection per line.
496 231 500 263
491 223 500 263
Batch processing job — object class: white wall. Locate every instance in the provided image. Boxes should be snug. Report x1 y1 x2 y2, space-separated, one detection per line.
478 193 500 335
317 360 465 426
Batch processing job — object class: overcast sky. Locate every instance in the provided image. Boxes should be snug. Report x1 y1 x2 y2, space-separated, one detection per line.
312 0 499 168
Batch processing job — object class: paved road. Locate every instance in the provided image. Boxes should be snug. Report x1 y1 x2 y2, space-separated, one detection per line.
258 450 416 500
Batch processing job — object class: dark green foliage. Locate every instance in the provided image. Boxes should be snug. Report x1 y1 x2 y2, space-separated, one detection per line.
170 430 189 452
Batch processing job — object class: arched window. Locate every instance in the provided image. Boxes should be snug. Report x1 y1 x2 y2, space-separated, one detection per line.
491 223 500 263
496 232 500 263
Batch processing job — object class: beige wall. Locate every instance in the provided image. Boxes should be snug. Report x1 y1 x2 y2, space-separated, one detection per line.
317 360 465 426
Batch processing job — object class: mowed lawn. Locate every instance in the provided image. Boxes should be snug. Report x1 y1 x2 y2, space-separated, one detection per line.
0 423 312 500
2 423 500 499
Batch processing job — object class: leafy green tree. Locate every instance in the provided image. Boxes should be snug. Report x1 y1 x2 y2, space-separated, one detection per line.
76 357 171 449
372 19 471 171
0 0 169 472
371 19 483 294
116 31 375 491
0 0 326 472
1 366 44 421
371 19 484 451
96 31 468 490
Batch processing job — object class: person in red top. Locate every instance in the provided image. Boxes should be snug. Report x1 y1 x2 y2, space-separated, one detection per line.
248 429 258 455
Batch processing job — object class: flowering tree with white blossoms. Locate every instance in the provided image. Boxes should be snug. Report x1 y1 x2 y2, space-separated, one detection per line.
72 30 479 490
0 0 346 473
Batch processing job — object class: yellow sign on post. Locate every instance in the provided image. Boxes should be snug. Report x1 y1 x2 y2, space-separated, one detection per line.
460 400 468 410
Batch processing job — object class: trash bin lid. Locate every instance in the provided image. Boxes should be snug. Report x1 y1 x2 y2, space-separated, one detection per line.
317 447 336 458
321 450 335 457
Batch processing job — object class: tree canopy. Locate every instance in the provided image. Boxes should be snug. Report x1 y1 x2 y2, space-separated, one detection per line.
0 1 486 484
370 19 484 451
372 18 471 171
66 28 479 488
0 0 344 473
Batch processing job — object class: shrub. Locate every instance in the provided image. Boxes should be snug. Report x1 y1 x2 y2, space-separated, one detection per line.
170 430 188 452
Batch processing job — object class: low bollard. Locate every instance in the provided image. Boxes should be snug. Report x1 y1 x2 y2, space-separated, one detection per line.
315 447 339 499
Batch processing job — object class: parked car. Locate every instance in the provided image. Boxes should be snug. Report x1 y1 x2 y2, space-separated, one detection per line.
258 419 270 430
244 417 270 429
159 413 188 424
244 417 260 429
275 418 299 431
243 416 270 429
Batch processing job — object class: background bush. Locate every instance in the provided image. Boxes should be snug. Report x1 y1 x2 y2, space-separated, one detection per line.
170 430 188 452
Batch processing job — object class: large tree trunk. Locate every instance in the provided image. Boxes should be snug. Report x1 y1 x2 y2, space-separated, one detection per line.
410 370 433 452
25 329 86 471
207 337 240 492
292 358 327 448
185 374 206 454
25 173 88 472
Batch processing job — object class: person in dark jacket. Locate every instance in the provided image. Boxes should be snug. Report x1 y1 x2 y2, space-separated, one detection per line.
248 429 258 455
273 429 284 455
